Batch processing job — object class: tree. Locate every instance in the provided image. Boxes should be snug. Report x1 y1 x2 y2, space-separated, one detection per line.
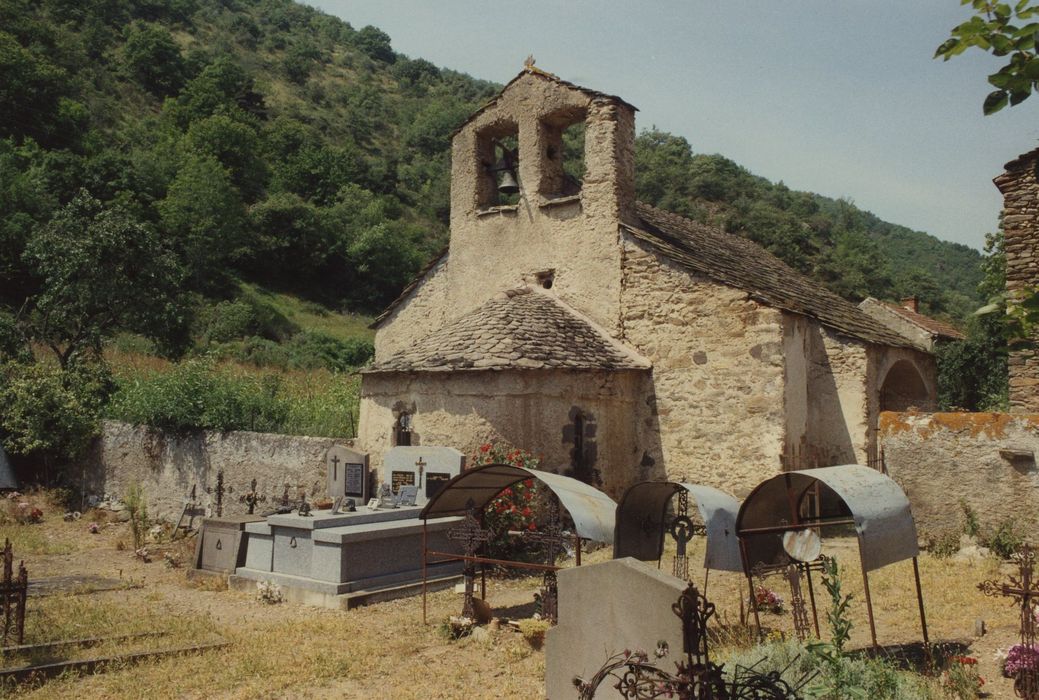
122 22 185 96
158 155 247 290
22 191 187 367
936 1 1039 113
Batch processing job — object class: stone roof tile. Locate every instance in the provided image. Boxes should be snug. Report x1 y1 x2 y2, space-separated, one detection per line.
364 288 650 374
626 202 918 349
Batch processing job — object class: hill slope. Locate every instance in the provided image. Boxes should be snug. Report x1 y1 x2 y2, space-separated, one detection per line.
0 0 984 344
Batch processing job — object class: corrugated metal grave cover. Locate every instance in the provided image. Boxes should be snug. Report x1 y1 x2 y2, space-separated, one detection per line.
737 465 918 572
614 482 742 572
419 463 616 543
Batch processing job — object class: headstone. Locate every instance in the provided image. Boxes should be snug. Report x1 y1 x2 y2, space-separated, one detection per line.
397 485 419 507
326 445 369 503
382 446 465 505
0 445 16 490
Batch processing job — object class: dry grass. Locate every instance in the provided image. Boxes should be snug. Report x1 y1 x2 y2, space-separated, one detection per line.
0 502 1027 699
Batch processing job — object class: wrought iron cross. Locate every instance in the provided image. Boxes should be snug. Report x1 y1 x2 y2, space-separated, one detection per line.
239 478 266 515
523 499 567 623
206 470 231 517
980 544 1039 699
447 499 491 619
415 457 427 489
668 490 696 581
785 564 812 642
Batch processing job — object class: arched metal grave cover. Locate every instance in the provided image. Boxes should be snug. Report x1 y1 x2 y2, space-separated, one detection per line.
736 465 918 573
0 445 16 490
419 463 617 543
614 482 742 572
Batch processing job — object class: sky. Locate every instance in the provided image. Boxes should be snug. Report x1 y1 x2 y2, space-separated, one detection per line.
309 1 1039 252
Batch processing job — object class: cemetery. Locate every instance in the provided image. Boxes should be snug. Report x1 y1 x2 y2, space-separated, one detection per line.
3 13 1039 698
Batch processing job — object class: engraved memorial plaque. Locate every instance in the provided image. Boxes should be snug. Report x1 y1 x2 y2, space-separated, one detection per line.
391 470 415 494
344 463 365 498
425 472 451 499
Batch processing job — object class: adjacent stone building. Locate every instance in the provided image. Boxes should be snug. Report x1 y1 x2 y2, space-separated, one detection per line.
995 147 1039 412
358 67 936 497
859 297 964 353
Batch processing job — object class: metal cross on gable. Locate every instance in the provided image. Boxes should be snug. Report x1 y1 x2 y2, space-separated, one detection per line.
447 499 491 619
523 498 567 623
980 544 1039 699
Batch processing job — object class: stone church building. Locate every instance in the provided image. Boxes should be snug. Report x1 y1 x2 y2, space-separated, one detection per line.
358 67 935 497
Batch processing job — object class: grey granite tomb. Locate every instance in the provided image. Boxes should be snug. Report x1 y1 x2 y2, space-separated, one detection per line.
231 504 463 609
188 514 265 581
382 446 465 505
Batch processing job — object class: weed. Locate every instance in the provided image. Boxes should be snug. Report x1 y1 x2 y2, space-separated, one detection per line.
923 530 960 559
960 500 980 538
124 483 148 551
985 519 1023 560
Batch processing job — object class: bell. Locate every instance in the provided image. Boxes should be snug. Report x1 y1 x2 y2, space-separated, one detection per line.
497 169 519 195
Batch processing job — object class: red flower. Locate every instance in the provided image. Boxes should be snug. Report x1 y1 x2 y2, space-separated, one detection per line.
479 444 491 453
528 522 537 531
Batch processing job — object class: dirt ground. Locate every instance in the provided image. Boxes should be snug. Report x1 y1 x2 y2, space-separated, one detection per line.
0 492 1029 699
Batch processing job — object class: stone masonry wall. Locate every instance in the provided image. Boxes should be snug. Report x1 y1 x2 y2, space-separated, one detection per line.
880 411 1039 537
358 369 647 499
87 420 347 522
620 238 785 497
374 254 449 362
995 148 1039 412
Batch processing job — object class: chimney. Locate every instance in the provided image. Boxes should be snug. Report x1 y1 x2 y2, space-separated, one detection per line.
900 297 919 314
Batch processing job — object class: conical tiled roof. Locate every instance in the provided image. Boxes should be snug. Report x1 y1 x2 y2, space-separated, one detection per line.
364 287 649 374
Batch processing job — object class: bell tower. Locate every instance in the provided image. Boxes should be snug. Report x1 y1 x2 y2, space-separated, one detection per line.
444 64 637 333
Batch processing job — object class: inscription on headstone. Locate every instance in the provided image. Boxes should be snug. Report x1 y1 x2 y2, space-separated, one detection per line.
382 446 465 506
344 463 365 498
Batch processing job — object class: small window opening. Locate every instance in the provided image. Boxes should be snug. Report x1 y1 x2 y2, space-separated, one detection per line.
393 411 413 447
540 108 586 199
536 270 555 289
477 123 520 209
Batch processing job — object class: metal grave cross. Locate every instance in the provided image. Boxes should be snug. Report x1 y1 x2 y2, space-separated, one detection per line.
785 563 812 642
523 499 567 622
447 499 491 619
415 456 427 490
239 478 267 515
206 470 232 517
330 454 340 481
668 490 702 581
980 544 1039 699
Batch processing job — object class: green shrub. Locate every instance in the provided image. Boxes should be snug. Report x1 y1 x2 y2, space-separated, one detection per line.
108 359 289 433
196 295 298 345
985 519 1023 560
285 331 373 371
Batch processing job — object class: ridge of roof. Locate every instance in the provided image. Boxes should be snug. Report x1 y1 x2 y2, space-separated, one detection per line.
450 67 638 138
364 286 650 374
625 202 919 349
369 247 449 329
870 298 965 340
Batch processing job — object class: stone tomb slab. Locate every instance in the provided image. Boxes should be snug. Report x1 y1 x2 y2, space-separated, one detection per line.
190 514 265 579
325 444 369 503
234 506 464 608
382 446 465 505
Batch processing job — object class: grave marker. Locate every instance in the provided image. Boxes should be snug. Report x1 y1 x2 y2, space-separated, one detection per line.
325 445 369 504
383 446 464 505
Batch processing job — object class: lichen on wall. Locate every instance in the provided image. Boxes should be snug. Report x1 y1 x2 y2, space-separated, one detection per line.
880 410 1039 537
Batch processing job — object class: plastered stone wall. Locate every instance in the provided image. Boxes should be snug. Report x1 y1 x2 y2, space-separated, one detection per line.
995 148 1039 412
374 255 449 362
87 420 346 522
358 369 648 498
620 239 785 497
858 298 932 351
880 411 1039 537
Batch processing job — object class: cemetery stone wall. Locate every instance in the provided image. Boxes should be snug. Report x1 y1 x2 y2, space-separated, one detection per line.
86 420 350 522
879 411 1039 537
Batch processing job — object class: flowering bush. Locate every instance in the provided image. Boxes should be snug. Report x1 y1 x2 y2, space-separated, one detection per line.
943 655 983 699
88 522 100 534
1003 644 1039 677
13 502 43 524
472 442 545 562
748 586 785 614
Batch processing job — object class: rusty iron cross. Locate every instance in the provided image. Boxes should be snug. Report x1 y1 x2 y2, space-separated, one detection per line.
785 564 812 642
980 544 1039 700
523 499 567 623
668 490 703 581
447 499 491 619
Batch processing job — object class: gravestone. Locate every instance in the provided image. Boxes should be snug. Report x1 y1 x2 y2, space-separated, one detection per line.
189 514 265 580
326 445 369 504
382 446 465 505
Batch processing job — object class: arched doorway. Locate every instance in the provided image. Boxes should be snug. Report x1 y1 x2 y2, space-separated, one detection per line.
880 359 933 411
